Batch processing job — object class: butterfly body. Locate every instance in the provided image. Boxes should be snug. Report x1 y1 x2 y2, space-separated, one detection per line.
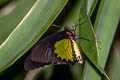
24 27 83 70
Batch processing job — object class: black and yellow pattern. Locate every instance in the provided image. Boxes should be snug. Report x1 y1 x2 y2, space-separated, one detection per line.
54 39 74 62
71 40 83 63
24 27 83 71
54 39 83 63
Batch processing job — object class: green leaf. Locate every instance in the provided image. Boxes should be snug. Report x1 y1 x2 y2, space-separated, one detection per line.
105 39 120 80
85 0 120 79
80 18 110 79
79 0 98 69
0 0 68 72
79 18 98 64
79 0 110 80
0 0 36 44
80 15 110 80
95 0 120 68
88 0 98 16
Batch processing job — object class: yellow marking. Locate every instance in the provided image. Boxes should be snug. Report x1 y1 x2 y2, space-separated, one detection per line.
71 40 83 63
54 39 74 62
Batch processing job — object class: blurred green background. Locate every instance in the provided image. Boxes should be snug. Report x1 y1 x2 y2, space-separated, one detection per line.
0 0 120 80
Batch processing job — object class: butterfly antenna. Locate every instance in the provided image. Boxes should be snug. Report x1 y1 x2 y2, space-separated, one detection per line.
51 24 61 27
71 13 87 33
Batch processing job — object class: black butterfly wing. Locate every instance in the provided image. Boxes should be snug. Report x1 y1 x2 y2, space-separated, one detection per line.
31 31 67 63
24 31 67 70
24 54 47 70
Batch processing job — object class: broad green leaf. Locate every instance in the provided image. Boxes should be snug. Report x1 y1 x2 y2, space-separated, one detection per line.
105 39 120 80
88 0 98 16
0 0 68 72
95 0 120 68
79 18 98 64
80 18 109 80
79 0 109 80
85 0 120 80
0 0 36 44
79 0 98 70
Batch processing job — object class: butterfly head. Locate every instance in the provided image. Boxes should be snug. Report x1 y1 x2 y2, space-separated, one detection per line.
64 26 74 40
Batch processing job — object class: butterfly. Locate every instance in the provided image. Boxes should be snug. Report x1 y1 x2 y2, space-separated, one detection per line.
24 26 83 71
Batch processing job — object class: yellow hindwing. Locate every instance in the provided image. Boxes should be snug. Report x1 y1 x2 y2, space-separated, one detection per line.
54 39 74 62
